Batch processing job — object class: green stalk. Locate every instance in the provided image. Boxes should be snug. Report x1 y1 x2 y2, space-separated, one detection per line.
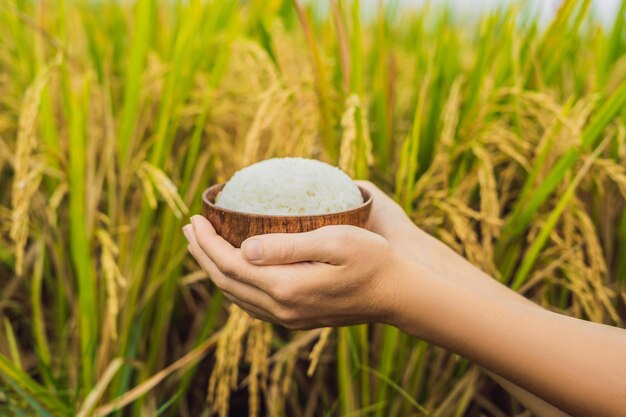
357 324 370 408
350 0 363 95
292 0 336 159
117 0 153 169
395 70 430 211
0 354 69 415
497 77 626 276
370 2 393 171
495 101 571 279
617 209 626 281
510 157 590 287
373 326 401 417
116 0 235 401
68 74 97 389
31 238 51 371
337 327 356 415
168 292 223 416
4 319 22 369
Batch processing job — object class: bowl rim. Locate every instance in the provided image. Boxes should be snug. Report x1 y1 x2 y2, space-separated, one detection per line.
202 183 373 219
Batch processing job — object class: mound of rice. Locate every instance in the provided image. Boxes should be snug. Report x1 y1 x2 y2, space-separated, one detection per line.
215 158 363 215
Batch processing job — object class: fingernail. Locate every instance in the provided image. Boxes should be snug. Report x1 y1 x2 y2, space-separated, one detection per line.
182 224 192 241
242 239 263 261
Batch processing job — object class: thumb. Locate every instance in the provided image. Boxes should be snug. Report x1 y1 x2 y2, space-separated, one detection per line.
240 226 354 266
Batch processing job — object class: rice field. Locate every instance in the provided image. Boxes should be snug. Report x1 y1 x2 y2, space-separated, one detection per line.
1 0 625 416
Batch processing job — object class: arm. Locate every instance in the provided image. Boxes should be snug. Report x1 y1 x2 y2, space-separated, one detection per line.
183 182 626 417
484 370 570 417
391 254 626 417
355 181 573 417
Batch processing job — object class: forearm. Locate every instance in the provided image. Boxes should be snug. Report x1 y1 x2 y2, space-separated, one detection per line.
391 258 626 417
484 370 571 417
388 228 539 309
386 225 567 414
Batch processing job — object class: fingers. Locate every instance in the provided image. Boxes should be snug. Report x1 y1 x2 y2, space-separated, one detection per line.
184 218 353 330
222 293 278 323
184 222 278 311
188 215 277 291
185 228 308 329
183 215 394 330
240 225 361 266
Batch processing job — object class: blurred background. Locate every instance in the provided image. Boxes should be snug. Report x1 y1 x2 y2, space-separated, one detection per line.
316 0 621 25
1 0 625 416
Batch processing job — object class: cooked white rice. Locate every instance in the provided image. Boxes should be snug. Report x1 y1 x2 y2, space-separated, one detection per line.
215 158 363 215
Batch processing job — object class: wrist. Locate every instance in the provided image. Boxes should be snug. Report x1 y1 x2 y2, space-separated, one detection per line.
384 255 497 346
380 222 422 256
382 255 443 341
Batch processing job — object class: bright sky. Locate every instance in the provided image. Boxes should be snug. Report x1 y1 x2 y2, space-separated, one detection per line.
397 0 622 26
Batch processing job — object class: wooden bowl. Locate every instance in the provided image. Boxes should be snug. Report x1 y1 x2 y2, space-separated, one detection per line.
202 183 373 247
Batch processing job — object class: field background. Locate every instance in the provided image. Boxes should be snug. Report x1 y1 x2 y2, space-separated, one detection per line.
1 0 626 416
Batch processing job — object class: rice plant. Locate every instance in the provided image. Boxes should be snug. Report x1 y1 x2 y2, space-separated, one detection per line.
1 0 625 416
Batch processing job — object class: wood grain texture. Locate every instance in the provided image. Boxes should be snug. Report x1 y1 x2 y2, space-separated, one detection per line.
202 183 372 247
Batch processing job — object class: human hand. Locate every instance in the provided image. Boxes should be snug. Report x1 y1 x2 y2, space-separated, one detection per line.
356 180 455 274
356 181 534 309
355 180 416 245
183 215 407 330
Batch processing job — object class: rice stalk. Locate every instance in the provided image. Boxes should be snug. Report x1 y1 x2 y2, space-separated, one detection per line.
31 238 50 371
593 158 626 199
44 181 68 229
75 358 124 417
267 349 298 417
307 327 332 377
137 161 189 219
472 145 501 277
241 85 282 166
511 133 613 290
9 64 53 276
3 319 22 371
339 94 373 179
395 70 431 211
207 305 252 417
117 0 153 169
94 330 221 417
96 228 126 341
291 0 335 158
245 320 272 417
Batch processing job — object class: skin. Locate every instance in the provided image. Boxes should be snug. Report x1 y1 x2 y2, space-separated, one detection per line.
183 180 626 417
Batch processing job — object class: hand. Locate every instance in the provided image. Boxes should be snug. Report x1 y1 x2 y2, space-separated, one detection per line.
355 180 417 247
356 180 538 310
356 180 465 279
183 215 407 330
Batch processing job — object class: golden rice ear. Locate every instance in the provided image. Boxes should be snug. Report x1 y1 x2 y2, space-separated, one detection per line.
265 328 328 417
96 228 127 342
10 65 53 276
206 307 283 417
473 145 501 278
245 320 272 417
137 161 189 218
267 347 298 417
207 305 253 417
339 94 373 179
307 327 332 377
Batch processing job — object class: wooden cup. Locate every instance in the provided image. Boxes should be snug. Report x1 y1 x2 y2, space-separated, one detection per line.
201 183 373 247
